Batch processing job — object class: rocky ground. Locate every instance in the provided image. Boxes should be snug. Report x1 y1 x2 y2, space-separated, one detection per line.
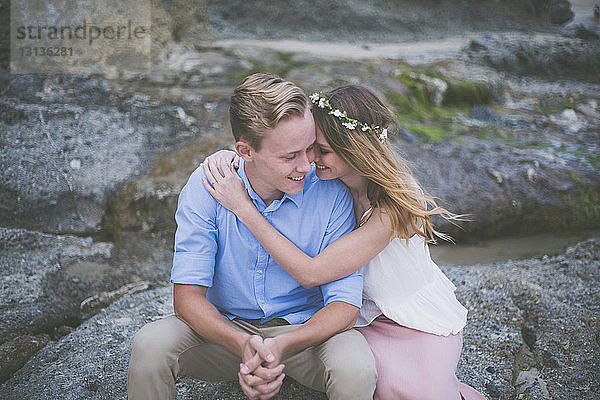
1 239 598 399
1 0 600 398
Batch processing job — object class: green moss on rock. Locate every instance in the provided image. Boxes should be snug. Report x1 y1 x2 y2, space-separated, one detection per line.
443 80 493 106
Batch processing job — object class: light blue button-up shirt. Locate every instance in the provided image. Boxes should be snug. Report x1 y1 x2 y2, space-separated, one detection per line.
171 159 362 324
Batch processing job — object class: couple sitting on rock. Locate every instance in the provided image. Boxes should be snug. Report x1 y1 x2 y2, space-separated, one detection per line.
127 73 486 400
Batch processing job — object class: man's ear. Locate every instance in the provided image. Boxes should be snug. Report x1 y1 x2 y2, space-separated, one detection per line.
235 141 255 161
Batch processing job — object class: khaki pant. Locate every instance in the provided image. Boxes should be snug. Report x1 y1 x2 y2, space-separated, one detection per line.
128 315 377 400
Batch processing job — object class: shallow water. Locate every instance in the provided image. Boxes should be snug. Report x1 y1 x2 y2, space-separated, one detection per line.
430 229 600 266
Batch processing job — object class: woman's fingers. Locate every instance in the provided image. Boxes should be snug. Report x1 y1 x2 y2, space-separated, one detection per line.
202 162 251 215
213 156 226 178
202 178 225 204
201 177 213 192
205 150 233 179
214 150 236 176
221 162 236 178
203 161 218 186
204 157 239 186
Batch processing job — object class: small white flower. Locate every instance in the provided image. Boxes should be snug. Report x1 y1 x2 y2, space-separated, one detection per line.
361 125 371 131
310 93 320 102
318 98 326 108
379 128 388 141
342 122 356 130
332 109 342 117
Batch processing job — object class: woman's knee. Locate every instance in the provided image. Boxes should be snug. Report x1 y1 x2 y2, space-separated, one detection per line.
374 376 460 400
414 384 460 400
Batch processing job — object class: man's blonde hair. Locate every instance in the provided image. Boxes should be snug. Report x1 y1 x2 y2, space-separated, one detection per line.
230 73 308 150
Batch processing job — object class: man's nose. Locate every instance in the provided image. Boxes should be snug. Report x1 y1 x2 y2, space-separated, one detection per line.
307 146 316 164
297 152 312 173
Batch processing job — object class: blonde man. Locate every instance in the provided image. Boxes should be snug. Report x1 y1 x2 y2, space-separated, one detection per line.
127 74 376 400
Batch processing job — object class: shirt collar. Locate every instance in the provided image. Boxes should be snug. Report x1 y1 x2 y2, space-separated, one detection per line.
237 158 305 210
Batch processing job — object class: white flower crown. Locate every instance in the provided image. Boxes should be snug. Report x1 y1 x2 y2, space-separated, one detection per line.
310 92 388 142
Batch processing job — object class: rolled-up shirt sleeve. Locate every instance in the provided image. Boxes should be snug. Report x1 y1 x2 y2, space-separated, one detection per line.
319 184 363 309
171 166 218 286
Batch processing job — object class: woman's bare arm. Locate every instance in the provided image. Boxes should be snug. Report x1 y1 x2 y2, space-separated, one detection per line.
202 163 394 288
236 204 393 288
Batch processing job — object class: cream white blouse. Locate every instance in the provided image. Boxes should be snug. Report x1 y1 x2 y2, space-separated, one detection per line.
355 211 467 336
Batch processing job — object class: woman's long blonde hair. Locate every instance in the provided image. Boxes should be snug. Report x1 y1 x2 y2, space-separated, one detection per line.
312 85 457 242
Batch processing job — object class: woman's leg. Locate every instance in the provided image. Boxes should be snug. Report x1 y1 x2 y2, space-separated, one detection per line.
357 317 485 400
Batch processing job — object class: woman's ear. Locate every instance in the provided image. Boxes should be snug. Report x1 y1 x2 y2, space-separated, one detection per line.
235 141 254 161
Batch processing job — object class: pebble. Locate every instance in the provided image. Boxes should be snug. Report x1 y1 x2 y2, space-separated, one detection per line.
485 382 502 399
81 237 93 248
526 167 537 183
70 159 81 169
84 376 101 392
469 106 502 124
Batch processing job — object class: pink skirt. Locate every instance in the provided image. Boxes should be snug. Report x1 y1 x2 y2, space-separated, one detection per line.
356 316 486 400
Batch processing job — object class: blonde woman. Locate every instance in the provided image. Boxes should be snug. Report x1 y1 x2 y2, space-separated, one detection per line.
202 85 486 400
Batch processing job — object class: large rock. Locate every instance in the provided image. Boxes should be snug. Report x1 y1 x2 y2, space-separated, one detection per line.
0 227 112 382
0 227 113 343
549 0 574 25
0 225 168 385
465 32 600 83
0 72 237 235
1 238 598 399
0 223 175 385
455 238 600 399
0 334 50 383
93 52 600 243
403 135 600 240
0 0 570 71
2 31 598 242
0 285 327 399
206 0 560 42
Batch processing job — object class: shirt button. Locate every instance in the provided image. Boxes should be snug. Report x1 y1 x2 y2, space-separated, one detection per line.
257 270 263 274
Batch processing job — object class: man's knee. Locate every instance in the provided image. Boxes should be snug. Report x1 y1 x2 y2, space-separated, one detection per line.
328 352 377 393
133 321 169 359
324 330 377 399
128 317 189 399
130 316 189 367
